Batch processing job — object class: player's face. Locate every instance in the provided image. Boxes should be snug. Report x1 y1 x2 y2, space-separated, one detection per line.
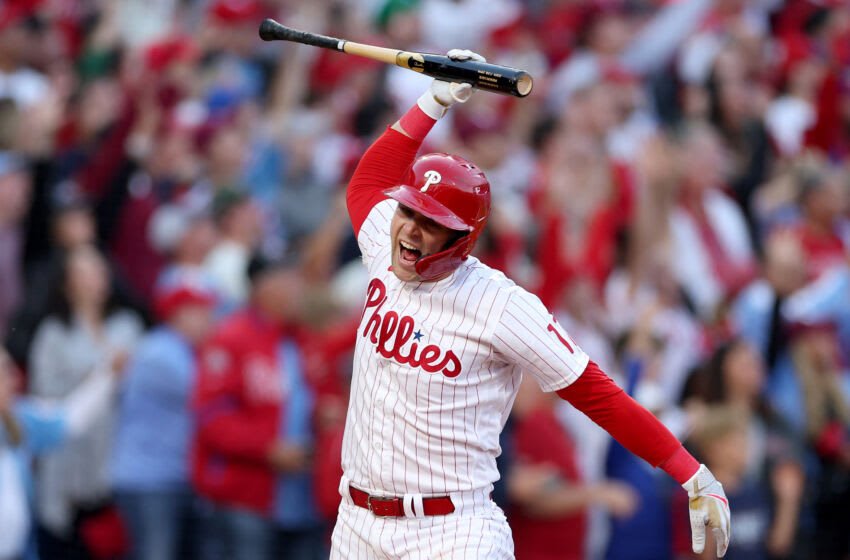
390 204 456 282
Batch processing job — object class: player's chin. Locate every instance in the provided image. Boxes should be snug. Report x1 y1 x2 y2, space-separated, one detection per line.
391 253 419 281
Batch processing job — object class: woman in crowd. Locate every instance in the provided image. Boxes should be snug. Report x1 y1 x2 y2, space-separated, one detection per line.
27 244 143 558
688 339 806 559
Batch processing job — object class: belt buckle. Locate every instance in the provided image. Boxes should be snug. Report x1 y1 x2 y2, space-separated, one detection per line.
366 494 395 517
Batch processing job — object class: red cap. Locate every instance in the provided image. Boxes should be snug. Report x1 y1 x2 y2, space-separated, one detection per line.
144 36 199 72
209 0 263 25
154 274 216 320
0 0 42 31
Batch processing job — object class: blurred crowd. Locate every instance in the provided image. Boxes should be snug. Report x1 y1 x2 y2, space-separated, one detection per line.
0 0 849 559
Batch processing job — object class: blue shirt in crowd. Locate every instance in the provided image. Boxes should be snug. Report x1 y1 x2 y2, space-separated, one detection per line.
605 357 674 560
112 327 197 491
273 338 320 530
605 441 675 560
2 400 71 560
732 282 807 435
721 477 771 560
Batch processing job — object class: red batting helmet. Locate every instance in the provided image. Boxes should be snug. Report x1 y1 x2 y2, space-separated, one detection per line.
384 153 490 280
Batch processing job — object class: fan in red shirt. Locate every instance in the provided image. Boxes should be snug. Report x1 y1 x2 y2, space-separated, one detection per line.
508 377 638 560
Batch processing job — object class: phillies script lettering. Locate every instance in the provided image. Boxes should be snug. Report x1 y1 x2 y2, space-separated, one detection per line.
361 278 462 378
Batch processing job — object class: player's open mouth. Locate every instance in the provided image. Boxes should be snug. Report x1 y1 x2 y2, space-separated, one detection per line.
399 240 422 264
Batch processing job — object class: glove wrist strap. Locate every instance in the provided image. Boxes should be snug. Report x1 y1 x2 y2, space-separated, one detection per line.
416 91 448 120
683 464 716 495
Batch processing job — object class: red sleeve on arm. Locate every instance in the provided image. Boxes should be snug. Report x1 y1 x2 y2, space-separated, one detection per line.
556 360 699 484
658 444 701 485
347 126 424 236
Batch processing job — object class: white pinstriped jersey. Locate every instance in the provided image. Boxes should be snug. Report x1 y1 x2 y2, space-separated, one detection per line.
341 199 590 497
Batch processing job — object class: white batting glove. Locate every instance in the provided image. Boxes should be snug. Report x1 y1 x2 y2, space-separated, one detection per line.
684 464 731 557
417 49 486 119
446 49 486 63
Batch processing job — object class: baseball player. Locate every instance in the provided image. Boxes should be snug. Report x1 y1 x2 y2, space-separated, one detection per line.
331 50 731 559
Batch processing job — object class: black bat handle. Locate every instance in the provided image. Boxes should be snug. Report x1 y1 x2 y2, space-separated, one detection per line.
417 55 533 98
259 19 343 51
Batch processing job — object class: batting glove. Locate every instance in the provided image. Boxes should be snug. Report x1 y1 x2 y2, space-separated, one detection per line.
684 464 731 557
417 49 486 119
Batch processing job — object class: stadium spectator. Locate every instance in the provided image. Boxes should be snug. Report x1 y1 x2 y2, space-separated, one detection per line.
507 376 638 560
691 339 806 559
6 196 98 368
789 325 850 560
678 406 772 560
507 374 638 560
789 162 850 281
192 256 322 560
669 122 755 320
204 189 265 312
783 254 850 378
732 231 810 434
0 9 50 109
601 297 705 560
27 244 143 559
111 272 216 560
703 42 773 234
148 201 219 293
529 109 633 306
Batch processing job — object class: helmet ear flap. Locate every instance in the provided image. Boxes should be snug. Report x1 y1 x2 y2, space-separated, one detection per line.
414 235 475 280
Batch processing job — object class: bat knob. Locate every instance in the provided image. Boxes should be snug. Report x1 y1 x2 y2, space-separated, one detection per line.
259 18 284 41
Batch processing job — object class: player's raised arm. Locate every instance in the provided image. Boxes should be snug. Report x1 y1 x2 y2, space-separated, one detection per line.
346 50 483 237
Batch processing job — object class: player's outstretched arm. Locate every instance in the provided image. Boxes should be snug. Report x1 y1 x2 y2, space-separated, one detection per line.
493 290 731 556
346 49 482 236
557 363 731 557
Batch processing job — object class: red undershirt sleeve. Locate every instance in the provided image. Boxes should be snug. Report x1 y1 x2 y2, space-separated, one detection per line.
346 127 425 237
556 360 699 484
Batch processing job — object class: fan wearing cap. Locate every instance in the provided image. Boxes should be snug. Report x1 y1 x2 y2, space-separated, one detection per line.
332 50 731 559
111 272 216 560
191 256 325 559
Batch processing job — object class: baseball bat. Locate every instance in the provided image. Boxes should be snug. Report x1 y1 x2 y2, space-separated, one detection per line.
259 19 533 98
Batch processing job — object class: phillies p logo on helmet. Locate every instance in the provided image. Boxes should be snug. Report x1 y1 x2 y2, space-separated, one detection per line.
421 170 442 192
